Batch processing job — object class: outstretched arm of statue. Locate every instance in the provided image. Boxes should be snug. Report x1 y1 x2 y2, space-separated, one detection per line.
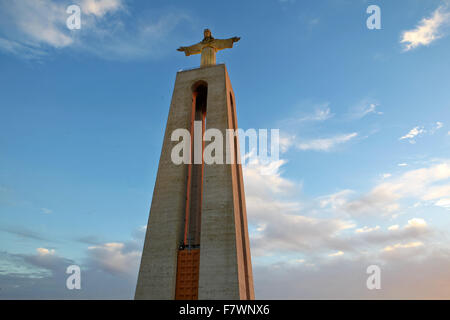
214 37 240 51
177 42 203 56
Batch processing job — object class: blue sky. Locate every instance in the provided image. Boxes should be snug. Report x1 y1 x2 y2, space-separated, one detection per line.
0 0 450 299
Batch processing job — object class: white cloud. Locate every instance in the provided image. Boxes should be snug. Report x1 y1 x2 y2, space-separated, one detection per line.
422 185 450 201
344 160 450 216
279 134 295 153
299 106 333 122
254 250 450 299
400 122 445 143
250 210 354 256
355 218 431 247
430 121 444 134
243 157 296 196
41 208 52 214
435 198 450 209
88 242 141 275
401 6 450 51
0 38 46 59
36 248 55 256
243 157 355 257
242 147 448 298
383 241 424 252
328 251 344 257
319 190 354 210
398 163 408 167
297 133 358 151
355 226 380 233
0 0 73 52
281 103 333 126
242 151 449 299
382 173 392 179
0 0 191 60
81 0 123 17
245 165 433 273
0 237 140 298
292 259 305 264
349 100 383 119
279 101 369 154
399 126 426 143
362 103 380 115
345 188 401 216
406 218 427 228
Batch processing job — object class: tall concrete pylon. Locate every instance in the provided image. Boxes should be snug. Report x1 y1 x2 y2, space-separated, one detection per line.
135 30 254 300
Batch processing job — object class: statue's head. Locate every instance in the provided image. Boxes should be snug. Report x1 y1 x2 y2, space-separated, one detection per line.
203 29 212 38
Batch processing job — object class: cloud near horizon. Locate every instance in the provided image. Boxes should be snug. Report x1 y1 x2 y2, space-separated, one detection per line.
243 155 450 298
1 157 449 299
0 227 144 299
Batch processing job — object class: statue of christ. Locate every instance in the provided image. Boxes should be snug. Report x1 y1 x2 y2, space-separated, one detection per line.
177 29 240 67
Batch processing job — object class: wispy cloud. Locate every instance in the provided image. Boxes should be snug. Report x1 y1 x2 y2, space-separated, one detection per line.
356 218 431 245
343 160 450 216
244 154 449 298
399 122 444 143
0 226 51 241
0 0 191 60
254 247 450 299
431 121 444 134
328 251 344 257
383 241 424 252
0 0 72 57
0 247 136 298
435 198 450 209
81 0 123 17
348 99 383 119
87 242 141 276
355 225 380 233
280 103 334 127
318 190 354 210
297 105 333 122
401 5 450 51
36 247 56 256
243 157 355 257
0 226 146 298
243 155 448 300
399 126 426 143
296 133 358 151
41 208 52 214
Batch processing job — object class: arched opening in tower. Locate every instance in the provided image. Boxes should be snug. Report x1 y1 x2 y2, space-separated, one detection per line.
175 81 207 300
185 83 207 247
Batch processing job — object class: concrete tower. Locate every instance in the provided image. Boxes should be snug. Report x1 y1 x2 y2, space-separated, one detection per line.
135 30 254 300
